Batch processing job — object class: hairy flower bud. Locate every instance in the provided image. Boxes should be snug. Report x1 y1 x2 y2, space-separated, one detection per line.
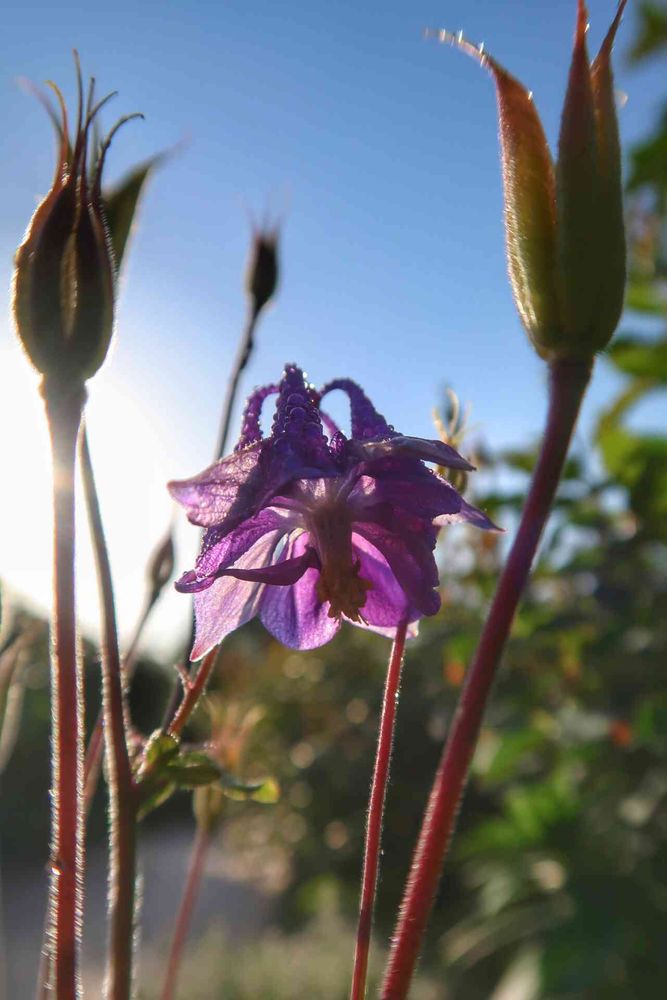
246 225 279 318
13 61 141 384
435 1 627 361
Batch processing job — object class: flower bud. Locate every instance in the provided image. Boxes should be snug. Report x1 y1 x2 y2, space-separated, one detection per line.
436 1 627 361
246 225 279 318
13 62 141 384
146 526 175 599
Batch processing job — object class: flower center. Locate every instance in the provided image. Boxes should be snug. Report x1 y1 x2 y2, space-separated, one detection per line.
306 502 372 621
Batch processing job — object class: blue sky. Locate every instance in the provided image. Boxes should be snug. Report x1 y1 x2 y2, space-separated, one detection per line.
0 1 664 654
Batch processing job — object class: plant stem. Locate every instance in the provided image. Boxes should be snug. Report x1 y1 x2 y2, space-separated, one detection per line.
351 620 408 1000
214 307 259 463
161 824 210 1000
41 377 86 1000
168 647 220 739
381 358 592 999
83 591 157 815
80 426 137 1000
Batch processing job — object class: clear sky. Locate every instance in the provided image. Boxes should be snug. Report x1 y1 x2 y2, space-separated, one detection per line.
0 1 664 656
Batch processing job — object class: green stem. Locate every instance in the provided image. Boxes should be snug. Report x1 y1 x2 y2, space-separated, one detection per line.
350 621 408 1000
381 358 592 999
41 378 86 1000
80 426 137 1000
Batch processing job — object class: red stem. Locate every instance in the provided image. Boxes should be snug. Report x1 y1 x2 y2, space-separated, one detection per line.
41 379 86 999
161 825 210 1000
80 427 137 1000
168 647 219 739
381 359 592 999
351 620 408 1000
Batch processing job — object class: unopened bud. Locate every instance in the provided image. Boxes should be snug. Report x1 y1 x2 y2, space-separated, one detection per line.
437 1 627 361
13 59 141 384
246 226 279 317
146 527 175 598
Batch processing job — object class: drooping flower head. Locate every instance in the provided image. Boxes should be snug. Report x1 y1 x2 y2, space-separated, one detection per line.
169 365 496 658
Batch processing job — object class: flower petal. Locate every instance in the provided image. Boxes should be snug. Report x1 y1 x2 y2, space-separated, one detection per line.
353 509 441 618
259 532 340 649
168 443 266 529
319 378 395 440
195 506 297 579
189 530 283 659
354 435 474 471
235 383 278 450
351 532 416 627
434 497 500 532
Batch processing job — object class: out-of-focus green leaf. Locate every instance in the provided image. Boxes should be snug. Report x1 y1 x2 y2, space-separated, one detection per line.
165 751 222 789
219 771 280 803
628 2 667 64
103 152 167 272
625 278 667 315
627 110 667 191
606 335 667 380
481 729 548 783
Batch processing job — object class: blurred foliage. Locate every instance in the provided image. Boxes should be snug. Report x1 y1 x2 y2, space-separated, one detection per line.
3 8 667 998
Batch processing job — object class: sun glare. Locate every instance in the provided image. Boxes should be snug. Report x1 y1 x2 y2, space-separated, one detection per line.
0 337 186 658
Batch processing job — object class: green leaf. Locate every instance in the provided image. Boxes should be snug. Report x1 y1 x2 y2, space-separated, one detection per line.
103 152 167 273
143 731 179 769
219 771 280 804
165 751 222 789
606 335 667 380
137 780 175 821
625 278 666 316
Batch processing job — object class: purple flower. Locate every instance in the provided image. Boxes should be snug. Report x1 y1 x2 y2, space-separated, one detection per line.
169 365 496 658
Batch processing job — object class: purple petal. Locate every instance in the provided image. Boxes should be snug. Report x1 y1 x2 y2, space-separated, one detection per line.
196 507 297 578
434 497 500 532
217 544 319 585
354 435 474 472
352 508 441 618
235 383 278 450
168 443 264 528
349 469 465 522
189 530 282 659
259 532 340 649
269 364 338 476
319 378 395 440
350 532 416 627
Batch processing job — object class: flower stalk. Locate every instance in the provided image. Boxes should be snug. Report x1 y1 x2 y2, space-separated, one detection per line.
80 426 137 1000
41 377 86 999
160 824 210 1000
351 620 408 1000
381 358 592 999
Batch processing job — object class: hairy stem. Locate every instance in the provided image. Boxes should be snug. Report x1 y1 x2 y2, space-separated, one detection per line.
351 621 408 1000
168 647 220 740
161 825 210 1000
80 427 137 1000
381 359 592 999
40 378 86 1000
83 591 157 815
